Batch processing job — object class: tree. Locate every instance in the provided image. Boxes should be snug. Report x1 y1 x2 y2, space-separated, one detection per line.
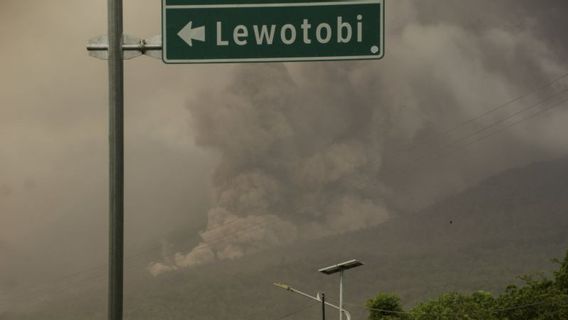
366 250 568 320
366 293 409 320
411 291 497 320
553 249 568 294
495 274 568 320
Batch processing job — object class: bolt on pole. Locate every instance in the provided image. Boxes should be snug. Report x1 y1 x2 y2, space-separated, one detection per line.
107 0 124 319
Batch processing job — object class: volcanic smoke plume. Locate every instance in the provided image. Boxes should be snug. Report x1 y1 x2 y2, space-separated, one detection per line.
149 62 392 275
149 0 568 275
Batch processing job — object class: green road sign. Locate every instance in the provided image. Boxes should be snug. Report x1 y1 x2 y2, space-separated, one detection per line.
162 0 384 63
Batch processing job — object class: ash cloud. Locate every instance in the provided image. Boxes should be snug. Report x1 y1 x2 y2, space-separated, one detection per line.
150 63 391 275
150 0 568 274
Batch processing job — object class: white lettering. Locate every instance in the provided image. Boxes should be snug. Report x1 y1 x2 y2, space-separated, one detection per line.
316 23 332 44
357 15 363 42
280 24 297 45
253 25 276 45
301 19 312 44
215 16 361 47
217 21 228 46
337 16 352 43
233 25 248 46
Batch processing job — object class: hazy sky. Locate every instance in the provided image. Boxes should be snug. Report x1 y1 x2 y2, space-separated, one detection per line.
151 0 568 273
1 0 568 308
0 0 229 284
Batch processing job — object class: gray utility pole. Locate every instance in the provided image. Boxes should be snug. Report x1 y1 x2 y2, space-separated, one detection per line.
107 0 124 319
87 1 161 319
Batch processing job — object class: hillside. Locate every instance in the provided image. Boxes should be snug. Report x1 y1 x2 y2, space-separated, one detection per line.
7 157 568 320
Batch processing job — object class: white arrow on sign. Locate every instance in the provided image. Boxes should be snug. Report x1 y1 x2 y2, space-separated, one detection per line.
177 21 205 46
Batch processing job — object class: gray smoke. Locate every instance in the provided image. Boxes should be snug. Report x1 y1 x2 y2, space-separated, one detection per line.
149 0 568 275
150 62 392 274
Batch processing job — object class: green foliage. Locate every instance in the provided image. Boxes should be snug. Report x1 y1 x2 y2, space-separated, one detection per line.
494 274 568 320
367 249 568 320
411 291 497 320
366 293 408 320
553 250 568 294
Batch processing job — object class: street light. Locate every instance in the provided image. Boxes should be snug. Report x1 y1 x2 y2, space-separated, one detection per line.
273 283 352 320
319 259 363 320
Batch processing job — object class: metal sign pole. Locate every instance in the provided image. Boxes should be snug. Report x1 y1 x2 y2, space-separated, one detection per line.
86 2 161 319
108 0 124 319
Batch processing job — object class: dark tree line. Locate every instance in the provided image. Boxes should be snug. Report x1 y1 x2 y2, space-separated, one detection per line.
367 249 568 320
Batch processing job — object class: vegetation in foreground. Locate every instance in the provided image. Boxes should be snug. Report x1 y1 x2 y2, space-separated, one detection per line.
367 249 568 320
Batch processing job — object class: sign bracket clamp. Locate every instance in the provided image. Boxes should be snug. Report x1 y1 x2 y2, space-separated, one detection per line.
86 35 163 60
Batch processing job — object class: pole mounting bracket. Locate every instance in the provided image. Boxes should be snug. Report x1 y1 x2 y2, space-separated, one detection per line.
86 34 162 60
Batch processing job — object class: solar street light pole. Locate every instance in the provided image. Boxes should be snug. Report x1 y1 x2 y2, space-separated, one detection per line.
318 259 363 320
321 292 326 320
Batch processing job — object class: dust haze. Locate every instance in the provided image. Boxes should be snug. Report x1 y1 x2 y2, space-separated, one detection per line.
150 0 568 273
0 0 567 311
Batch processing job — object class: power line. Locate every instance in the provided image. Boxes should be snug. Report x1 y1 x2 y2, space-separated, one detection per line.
423 72 568 141
493 298 568 313
415 91 568 168
438 87 568 151
349 71 568 189
398 71 568 153
389 84 568 177
459 94 568 149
